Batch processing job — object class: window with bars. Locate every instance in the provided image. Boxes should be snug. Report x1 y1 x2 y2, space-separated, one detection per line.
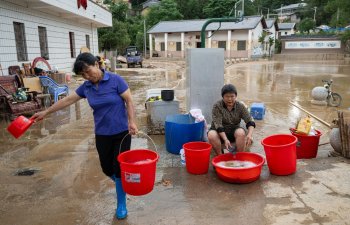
69 32 76 58
237 40 246 51
13 22 28 61
38 26 49 60
176 42 181 51
85 34 90 50
218 41 226 50
160 42 165 51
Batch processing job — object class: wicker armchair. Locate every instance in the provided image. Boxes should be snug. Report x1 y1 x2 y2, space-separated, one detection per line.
0 75 42 118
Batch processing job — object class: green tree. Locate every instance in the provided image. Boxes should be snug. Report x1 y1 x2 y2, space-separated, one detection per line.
339 30 350 53
146 0 183 28
324 0 350 27
268 37 274 57
174 0 209 19
98 20 130 53
203 0 236 18
108 1 129 22
298 18 315 33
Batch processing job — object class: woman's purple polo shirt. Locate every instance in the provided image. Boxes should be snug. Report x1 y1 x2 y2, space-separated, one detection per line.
76 71 129 135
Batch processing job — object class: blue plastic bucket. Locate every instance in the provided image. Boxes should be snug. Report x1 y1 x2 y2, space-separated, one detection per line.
165 114 204 154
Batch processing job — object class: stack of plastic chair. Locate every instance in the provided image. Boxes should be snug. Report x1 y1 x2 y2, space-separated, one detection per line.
39 76 69 103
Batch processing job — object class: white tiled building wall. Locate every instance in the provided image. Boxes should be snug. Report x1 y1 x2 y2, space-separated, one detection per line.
0 0 110 76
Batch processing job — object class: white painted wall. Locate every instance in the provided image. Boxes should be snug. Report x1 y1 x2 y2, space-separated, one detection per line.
0 0 110 76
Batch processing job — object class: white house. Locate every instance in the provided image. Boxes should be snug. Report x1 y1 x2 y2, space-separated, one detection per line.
0 0 112 76
277 23 296 38
275 3 307 22
265 19 279 55
147 16 268 59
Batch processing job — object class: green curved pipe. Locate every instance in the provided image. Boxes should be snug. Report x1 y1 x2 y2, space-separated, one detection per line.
200 17 242 48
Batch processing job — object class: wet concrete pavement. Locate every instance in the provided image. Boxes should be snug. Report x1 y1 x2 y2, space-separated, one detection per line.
0 59 350 225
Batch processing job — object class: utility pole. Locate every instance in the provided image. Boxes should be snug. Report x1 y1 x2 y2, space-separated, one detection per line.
336 7 339 27
143 19 147 58
313 6 317 22
280 4 283 20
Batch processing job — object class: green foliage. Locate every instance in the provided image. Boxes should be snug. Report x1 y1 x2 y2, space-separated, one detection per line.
258 31 267 44
274 39 282 54
98 20 130 53
97 0 350 55
339 30 350 43
324 0 350 27
174 0 209 19
203 0 236 18
146 0 183 28
298 18 315 33
268 37 274 57
339 30 350 53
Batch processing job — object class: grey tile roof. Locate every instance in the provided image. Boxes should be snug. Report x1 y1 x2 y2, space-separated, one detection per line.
275 3 307 12
143 0 160 9
278 23 296 30
148 16 265 34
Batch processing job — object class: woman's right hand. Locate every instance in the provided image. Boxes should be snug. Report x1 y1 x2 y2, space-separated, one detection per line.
224 139 232 150
31 110 48 122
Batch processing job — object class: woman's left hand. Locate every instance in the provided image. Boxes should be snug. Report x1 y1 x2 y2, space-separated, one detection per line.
128 122 138 135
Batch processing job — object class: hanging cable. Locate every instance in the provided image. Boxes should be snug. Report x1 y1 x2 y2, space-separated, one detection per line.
207 22 222 38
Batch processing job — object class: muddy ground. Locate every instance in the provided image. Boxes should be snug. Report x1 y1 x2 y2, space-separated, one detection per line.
0 58 350 225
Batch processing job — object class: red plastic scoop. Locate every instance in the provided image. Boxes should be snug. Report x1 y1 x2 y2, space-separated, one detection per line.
7 116 34 139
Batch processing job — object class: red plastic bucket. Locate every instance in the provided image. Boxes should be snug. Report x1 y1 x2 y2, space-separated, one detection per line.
261 134 297 176
7 116 34 139
290 128 322 159
183 142 212 175
118 149 159 196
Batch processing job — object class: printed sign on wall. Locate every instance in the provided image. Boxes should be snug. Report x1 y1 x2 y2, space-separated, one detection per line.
285 41 341 49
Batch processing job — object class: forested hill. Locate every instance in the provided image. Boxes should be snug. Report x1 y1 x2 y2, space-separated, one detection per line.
98 0 350 53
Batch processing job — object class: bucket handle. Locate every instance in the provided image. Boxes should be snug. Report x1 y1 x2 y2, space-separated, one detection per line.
119 131 158 154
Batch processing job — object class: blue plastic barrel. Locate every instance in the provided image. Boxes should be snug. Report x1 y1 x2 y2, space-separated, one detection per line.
165 114 204 154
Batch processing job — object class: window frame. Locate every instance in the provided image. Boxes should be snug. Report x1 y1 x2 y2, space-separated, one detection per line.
85 34 90 50
176 42 181 51
218 41 226 50
69 32 76 58
237 40 246 51
38 26 49 60
13 22 28 61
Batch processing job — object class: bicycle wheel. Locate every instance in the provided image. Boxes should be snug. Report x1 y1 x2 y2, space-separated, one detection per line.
328 93 342 107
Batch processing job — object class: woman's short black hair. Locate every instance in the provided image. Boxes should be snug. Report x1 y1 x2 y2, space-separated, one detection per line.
73 52 98 75
221 84 237 97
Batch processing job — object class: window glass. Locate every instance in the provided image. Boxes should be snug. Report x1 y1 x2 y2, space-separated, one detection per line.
176 42 181 51
69 32 76 58
86 34 90 50
237 40 246 51
218 41 226 50
13 22 28 61
38 26 49 60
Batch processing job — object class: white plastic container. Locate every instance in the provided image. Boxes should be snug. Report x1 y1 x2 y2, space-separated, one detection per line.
180 148 186 165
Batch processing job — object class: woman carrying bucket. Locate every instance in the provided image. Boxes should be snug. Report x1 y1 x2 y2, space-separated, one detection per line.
31 52 138 220
208 84 255 155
